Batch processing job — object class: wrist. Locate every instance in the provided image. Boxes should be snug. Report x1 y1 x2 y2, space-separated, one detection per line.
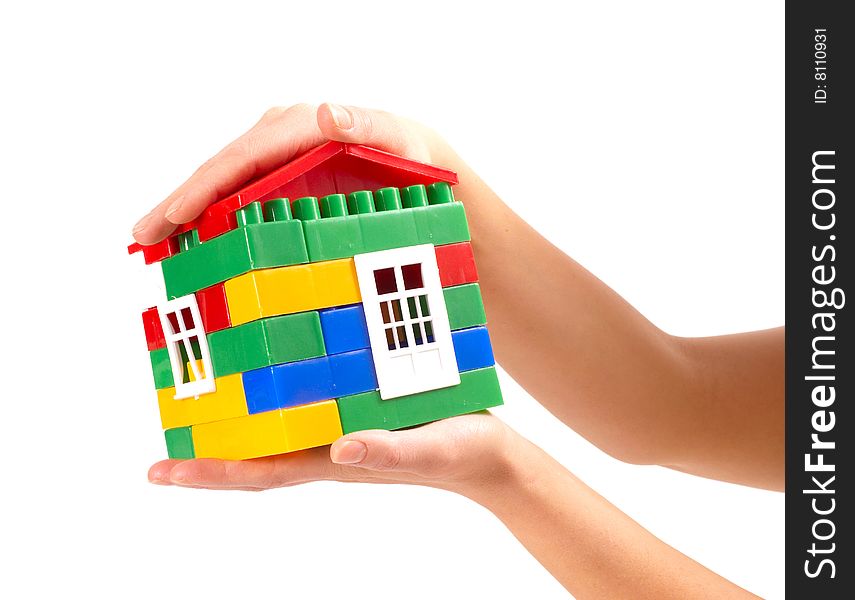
452 423 543 511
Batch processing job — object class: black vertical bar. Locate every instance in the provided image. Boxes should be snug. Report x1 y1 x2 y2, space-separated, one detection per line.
785 1 853 597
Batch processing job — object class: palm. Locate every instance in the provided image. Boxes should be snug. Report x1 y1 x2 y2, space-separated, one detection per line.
149 412 509 492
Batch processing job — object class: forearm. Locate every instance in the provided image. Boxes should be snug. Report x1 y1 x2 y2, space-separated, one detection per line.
442 150 691 461
463 435 759 600
435 148 783 487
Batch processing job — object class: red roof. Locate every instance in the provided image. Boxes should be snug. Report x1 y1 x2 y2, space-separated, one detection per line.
128 142 458 262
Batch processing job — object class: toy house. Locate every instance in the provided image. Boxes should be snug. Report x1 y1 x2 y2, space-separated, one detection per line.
129 142 503 460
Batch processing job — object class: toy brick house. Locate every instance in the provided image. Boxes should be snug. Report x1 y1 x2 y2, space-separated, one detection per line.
130 142 503 460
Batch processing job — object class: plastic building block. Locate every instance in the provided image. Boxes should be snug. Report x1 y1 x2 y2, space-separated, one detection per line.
242 355 333 414
177 229 201 251
328 348 378 396
130 142 509 462
301 200 471 262
207 312 325 377
451 326 496 372
128 142 459 261
224 258 361 326
161 218 309 299
191 400 343 460
443 283 487 330
264 197 292 221
142 306 166 351
195 283 231 333
400 184 428 208
355 244 460 400
320 193 348 218
435 242 478 287
185 358 208 382
337 366 503 434
292 196 322 220
242 349 377 414
374 187 402 211
157 373 248 429
205 143 458 222
318 304 370 355
197 210 238 244
234 323 490 416
150 347 174 389
128 237 179 265
164 426 195 459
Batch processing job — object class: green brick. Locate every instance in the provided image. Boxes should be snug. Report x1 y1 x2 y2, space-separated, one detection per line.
150 347 174 389
337 366 503 433
164 426 195 459
302 216 365 262
207 312 325 377
302 202 470 262
412 201 469 246
444 283 487 330
162 220 308 298
359 209 420 252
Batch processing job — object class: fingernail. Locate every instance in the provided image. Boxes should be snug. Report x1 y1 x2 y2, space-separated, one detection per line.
165 195 185 220
331 440 367 464
132 213 152 235
327 103 353 130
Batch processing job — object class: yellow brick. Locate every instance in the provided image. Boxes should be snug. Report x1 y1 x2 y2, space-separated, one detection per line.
191 401 344 460
192 409 289 460
186 359 206 382
281 399 344 451
225 259 361 326
157 373 248 429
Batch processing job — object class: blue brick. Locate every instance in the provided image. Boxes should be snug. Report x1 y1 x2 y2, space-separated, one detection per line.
242 357 334 414
452 327 495 372
330 349 378 396
319 304 370 355
242 328 494 414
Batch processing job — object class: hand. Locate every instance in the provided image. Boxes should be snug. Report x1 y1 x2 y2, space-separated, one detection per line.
131 103 453 245
148 413 517 499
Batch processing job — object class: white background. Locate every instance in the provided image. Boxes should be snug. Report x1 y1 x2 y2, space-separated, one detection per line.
0 1 783 598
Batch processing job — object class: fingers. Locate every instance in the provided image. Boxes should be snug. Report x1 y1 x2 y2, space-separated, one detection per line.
132 104 325 245
132 102 434 245
148 459 183 484
329 426 456 478
317 103 432 163
148 415 509 492
147 446 339 490
148 425 456 489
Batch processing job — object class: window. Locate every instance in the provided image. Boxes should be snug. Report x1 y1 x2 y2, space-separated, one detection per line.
157 294 216 399
354 244 459 399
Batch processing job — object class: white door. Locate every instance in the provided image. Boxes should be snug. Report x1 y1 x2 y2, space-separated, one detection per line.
354 244 460 399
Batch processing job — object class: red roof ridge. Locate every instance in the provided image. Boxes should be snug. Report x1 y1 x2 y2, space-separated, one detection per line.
128 142 457 257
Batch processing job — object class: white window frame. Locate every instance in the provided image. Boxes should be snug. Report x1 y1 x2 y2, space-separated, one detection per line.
354 244 459 399
157 294 216 399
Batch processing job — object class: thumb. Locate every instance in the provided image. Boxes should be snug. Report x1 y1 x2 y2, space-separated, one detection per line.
317 103 432 163
329 428 452 476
